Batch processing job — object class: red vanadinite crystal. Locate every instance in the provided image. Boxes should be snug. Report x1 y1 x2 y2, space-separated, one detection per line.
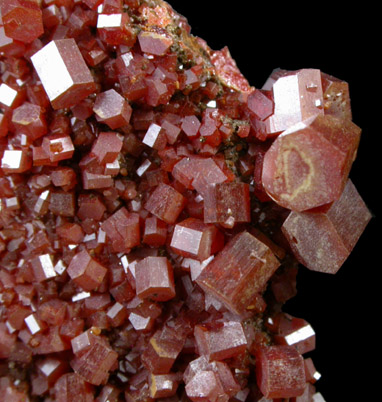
196 231 280 314
1 0 44 44
255 345 306 398
0 1 370 401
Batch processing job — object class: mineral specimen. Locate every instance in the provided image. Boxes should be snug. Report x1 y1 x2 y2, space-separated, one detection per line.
0 0 370 401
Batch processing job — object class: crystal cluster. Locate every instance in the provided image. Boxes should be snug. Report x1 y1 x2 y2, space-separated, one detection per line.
0 0 370 401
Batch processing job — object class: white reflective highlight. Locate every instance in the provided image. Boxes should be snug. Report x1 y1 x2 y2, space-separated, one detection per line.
105 159 120 175
25 314 42 335
31 40 73 103
72 291 91 302
97 14 122 28
142 124 162 148
1 150 22 170
0 83 17 107
313 371 322 381
34 190 50 213
313 392 326 402
98 228 106 244
171 226 203 256
284 324 315 345
136 159 152 177
38 254 57 279
54 260 66 275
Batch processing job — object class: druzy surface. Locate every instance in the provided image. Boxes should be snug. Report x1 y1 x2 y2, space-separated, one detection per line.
0 1 370 401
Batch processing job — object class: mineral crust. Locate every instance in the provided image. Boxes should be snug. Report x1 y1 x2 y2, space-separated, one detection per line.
0 0 370 401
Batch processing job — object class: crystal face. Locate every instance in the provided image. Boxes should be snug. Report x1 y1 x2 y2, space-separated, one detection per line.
1 0 44 44
31 39 96 109
281 179 371 273
196 231 280 314
0 1 370 401
262 115 361 211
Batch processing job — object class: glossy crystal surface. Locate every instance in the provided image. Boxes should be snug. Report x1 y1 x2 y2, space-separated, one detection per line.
1 0 44 44
282 180 371 273
262 115 361 211
255 345 306 398
196 231 280 314
0 1 370 401
31 39 96 109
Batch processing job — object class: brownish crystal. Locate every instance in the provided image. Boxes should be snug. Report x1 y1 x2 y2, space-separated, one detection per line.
0 2 370 401
196 231 280 314
282 179 371 273
31 39 96 109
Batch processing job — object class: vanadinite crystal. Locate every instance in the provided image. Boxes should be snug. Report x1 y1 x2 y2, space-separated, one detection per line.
0 0 370 401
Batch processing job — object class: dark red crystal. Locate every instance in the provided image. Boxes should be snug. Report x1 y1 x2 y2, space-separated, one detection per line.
0 1 370 401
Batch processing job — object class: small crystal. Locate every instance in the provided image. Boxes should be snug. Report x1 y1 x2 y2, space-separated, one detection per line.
101 207 140 252
142 324 188 374
54 373 94 402
106 302 127 327
185 370 228 402
170 218 224 261
149 373 179 399
247 89 274 120
25 313 44 335
271 313 316 354
34 190 51 214
97 13 135 46
91 131 123 164
255 345 306 398
203 182 250 227
194 321 247 361
42 133 75 162
0 83 18 108
67 249 108 291
138 31 173 55
145 183 186 224
1 149 32 174
304 358 321 383
143 216 167 247
31 254 57 282
49 191 76 217
143 123 167 150
135 256 176 302
93 89 132 129
12 102 47 140
181 115 201 138
70 334 118 385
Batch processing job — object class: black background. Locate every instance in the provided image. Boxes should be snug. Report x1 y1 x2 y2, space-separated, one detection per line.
169 1 378 400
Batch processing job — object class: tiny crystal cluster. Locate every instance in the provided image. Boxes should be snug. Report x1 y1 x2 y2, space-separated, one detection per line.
0 1 371 401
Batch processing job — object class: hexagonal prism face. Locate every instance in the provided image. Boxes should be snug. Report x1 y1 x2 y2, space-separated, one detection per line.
260 68 324 136
262 114 361 211
170 218 224 262
1 0 44 44
281 179 372 274
255 345 306 399
196 231 280 315
135 256 175 302
67 250 107 291
194 321 247 361
31 39 96 110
